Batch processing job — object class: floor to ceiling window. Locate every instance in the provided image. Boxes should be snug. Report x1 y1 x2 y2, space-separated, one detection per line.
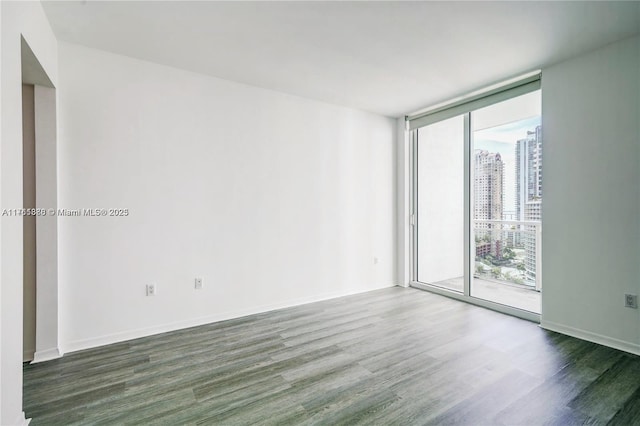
409 73 542 319
471 91 542 313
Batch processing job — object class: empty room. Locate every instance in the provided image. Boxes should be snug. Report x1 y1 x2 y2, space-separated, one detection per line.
1 1 640 424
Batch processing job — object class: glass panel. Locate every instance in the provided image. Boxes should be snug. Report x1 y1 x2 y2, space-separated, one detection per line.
471 90 542 313
416 115 464 292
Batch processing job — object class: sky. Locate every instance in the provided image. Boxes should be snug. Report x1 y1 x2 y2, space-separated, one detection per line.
474 115 541 213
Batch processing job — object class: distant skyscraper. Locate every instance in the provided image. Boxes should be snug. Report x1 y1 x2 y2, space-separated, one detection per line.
474 150 504 258
515 125 542 283
516 125 542 220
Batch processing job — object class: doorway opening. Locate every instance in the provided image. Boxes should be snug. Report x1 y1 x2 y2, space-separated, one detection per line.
21 36 60 363
22 83 36 362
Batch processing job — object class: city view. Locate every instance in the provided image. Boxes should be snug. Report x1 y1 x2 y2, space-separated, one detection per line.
473 118 542 291
416 91 542 313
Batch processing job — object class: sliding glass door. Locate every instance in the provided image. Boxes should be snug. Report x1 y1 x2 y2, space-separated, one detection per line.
416 115 465 292
410 76 542 317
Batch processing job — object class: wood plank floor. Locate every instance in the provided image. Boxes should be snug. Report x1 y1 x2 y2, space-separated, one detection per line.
23 287 640 425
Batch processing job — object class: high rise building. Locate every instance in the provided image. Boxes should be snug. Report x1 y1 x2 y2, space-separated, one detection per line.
516 125 542 220
524 200 541 282
515 125 542 284
474 150 504 258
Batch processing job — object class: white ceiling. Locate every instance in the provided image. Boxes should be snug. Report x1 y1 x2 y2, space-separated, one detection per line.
41 1 640 117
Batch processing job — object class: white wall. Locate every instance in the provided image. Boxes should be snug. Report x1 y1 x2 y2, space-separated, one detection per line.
0 1 58 424
541 35 640 354
57 42 396 352
396 117 411 287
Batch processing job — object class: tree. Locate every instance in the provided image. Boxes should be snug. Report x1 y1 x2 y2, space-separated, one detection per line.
503 247 516 260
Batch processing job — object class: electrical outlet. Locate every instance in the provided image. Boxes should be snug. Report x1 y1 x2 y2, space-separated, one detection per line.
195 277 203 290
146 284 156 296
624 294 637 309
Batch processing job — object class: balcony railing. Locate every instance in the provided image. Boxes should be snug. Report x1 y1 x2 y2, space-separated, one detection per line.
473 219 542 292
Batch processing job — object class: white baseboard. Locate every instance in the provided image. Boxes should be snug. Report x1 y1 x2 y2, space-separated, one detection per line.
31 347 63 363
14 411 30 425
23 349 34 362
540 320 640 356
63 284 395 354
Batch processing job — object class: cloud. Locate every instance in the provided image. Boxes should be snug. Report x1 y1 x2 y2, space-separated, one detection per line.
475 116 540 144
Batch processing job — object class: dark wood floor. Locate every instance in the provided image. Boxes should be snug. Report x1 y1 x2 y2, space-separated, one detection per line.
23 287 640 425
